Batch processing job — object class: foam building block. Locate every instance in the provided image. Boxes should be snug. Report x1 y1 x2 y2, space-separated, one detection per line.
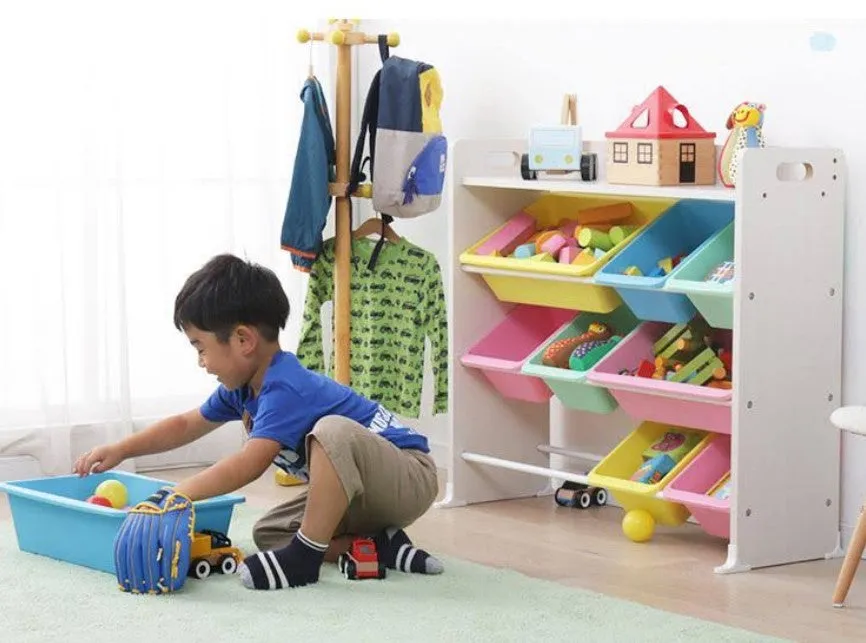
558 219 580 238
540 232 568 257
576 202 633 225
513 242 535 259
559 246 579 264
474 211 536 256
530 252 555 262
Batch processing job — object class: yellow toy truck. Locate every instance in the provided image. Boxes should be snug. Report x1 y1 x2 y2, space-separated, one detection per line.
188 529 244 579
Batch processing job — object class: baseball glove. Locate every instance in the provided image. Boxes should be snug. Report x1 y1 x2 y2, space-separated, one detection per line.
113 487 195 595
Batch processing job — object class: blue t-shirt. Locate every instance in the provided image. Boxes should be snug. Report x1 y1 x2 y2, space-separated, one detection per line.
199 351 429 481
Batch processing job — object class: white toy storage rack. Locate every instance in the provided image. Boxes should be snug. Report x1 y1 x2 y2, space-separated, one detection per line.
439 137 845 574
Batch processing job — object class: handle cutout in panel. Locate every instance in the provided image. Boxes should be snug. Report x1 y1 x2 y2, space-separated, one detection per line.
776 162 814 182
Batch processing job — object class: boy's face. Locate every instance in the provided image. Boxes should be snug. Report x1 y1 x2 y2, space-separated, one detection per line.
184 324 255 390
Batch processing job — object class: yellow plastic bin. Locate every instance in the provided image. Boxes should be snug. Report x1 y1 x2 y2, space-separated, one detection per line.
521 304 639 413
459 193 676 312
588 422 712 535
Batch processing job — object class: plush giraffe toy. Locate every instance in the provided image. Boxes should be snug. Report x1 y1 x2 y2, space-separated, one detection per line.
718 101 766 188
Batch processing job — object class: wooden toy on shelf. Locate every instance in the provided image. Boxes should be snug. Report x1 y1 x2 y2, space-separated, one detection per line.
718 101 766 188
605 85 717 186
521 94 598 182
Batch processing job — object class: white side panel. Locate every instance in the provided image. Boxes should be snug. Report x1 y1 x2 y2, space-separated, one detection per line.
442 139 552 506
730 147 844 570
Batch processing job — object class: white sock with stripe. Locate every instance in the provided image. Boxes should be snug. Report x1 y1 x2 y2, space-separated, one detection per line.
239 529 328 590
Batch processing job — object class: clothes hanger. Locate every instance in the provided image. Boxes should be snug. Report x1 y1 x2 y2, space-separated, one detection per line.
352 214 400 243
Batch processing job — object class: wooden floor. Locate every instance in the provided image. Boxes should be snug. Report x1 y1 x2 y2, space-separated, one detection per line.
3 466 866 642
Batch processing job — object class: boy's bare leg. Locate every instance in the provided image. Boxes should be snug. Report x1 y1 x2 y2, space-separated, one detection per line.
298 437 348 545
238 438 350 590
325 535 354 563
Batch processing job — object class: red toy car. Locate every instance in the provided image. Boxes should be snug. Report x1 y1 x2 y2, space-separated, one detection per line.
337 538 387 580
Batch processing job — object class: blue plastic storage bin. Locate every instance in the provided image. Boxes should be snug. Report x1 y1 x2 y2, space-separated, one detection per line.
594 199 734 323
0 471 245 574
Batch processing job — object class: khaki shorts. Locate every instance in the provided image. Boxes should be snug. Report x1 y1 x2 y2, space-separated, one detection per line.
252 415 438 551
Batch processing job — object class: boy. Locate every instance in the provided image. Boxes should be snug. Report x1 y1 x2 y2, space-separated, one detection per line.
73 253 443 590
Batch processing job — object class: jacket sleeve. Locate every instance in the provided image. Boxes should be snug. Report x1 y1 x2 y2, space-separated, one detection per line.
296 239 335 374
421 257 449 414
280 80 333 272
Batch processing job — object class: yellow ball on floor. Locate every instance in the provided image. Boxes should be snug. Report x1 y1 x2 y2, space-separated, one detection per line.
622 509 655 542
94 479 128 509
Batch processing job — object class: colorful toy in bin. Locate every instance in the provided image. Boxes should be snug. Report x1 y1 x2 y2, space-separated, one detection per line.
605 85 717 186
630 428 703 486
542 321 613 368
521 94 598 182
705 260 734 284
622 317 732 390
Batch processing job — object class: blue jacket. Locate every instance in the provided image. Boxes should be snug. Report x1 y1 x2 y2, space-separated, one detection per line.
281 77 335 272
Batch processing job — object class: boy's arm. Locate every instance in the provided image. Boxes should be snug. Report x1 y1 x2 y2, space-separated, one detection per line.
74 408 224 475
172 437 281 501
118 408 223 459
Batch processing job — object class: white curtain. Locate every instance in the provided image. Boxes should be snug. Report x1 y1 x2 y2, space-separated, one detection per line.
0 4 329 475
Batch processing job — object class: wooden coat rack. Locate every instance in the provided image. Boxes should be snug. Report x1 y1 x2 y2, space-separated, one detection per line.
296 19 400 385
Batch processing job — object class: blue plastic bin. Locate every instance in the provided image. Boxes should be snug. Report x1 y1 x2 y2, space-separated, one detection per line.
594 200 735 323
0 471 245 574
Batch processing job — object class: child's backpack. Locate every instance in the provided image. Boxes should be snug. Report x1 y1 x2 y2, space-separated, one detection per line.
347 38 446 232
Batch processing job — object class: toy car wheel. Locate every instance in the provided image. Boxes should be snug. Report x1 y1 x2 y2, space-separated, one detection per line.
219 555 238 575
342 558 357 580
191 559 211 579
520 153 537 180
580 153 598 181
593 488 607 506
377 563 387 579
578 491 592 509
554 488 571 507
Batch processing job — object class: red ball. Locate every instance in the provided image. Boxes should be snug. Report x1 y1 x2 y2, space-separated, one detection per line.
87 495 113 507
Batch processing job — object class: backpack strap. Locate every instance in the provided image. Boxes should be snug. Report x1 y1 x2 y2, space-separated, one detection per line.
346 35 391 198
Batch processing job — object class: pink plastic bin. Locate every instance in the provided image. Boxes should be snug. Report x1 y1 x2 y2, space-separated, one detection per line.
586 321 732 433
461 304 575 402
663 434 731 538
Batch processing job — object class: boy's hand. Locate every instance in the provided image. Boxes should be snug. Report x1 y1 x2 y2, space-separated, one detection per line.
74 444 125 476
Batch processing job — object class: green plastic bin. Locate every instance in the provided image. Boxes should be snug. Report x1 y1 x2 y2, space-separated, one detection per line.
665 222 734 329
522 305 639 413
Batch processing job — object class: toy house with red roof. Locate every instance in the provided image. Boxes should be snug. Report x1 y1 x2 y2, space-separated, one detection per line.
605 86 717 186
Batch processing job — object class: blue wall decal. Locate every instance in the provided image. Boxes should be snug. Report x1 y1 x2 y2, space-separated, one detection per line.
810 31 837 52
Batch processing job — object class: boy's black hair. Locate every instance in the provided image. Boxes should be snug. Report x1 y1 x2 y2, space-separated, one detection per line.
173 254 289 343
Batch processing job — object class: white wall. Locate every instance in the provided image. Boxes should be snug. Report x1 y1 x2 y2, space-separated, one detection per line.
356 19 866 542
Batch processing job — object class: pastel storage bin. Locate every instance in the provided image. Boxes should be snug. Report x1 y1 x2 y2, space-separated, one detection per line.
0 471 245 574
461 304 575 402
521 304 640 413
587 421 712 527
586 321 733 433
662 434 731 538
460 193 676 313
665 221 734 330
595 199 734 323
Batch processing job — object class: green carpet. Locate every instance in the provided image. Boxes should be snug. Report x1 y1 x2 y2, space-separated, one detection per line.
0 504 788 643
